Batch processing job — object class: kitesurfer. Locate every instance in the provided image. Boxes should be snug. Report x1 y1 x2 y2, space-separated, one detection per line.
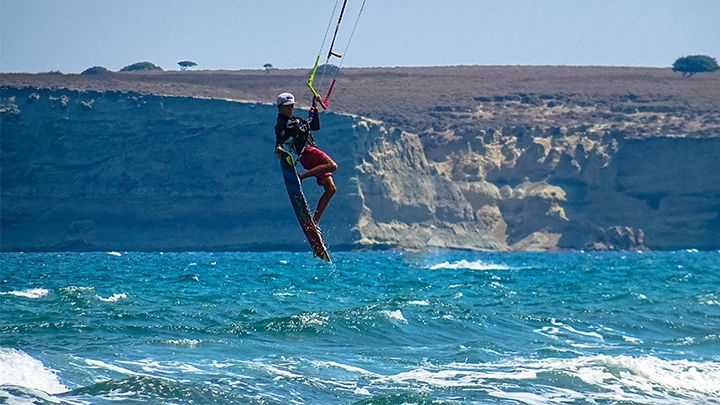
274 92 338 225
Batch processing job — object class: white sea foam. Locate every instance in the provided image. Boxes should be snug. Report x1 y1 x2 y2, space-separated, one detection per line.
387 366 538 387
598 355 720 396
293 313 328 327
0 288 49 299
250 361 304 379
535 320 605 344
62 286 94 293
698 293 719 305
382 309 407 323
84 358 190 384
96 293 127 302
488 390 547 405
622 335 643 343
107 251 122 256
119 359 204 374
407 300 430 306
562 325 604 340
0 348 67 394
489 388 587 405
159 339 202 346
85 358 140 376
430 259 510 271
369 355 720 404
312 360 377 375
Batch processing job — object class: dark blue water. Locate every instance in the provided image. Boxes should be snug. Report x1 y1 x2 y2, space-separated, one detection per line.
1 251 719 404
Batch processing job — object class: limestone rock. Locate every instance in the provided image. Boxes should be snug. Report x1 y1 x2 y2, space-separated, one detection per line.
2 65 719 251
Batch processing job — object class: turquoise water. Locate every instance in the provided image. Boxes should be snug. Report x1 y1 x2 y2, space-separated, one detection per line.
1 251 719 404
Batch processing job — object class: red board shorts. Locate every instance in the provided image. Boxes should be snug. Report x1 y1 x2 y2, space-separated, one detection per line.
299 146 333 185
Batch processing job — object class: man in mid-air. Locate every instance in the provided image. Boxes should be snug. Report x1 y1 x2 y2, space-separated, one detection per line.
274 92 338 225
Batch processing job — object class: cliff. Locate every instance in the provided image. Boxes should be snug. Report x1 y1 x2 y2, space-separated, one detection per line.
1 66 719 251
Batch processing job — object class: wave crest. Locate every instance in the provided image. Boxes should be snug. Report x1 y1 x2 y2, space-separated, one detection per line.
430 259 510 271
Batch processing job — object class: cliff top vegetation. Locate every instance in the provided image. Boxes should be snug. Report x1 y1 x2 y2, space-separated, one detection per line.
672 55 719 77
2 65 719 139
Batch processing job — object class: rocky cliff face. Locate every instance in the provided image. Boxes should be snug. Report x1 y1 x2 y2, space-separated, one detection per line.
418 92 720 251
2 68 719 251
0 87 499 252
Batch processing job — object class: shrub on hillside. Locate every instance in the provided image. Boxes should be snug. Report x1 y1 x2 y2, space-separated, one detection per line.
311 64 342 77
120 62 164 72
81 66 112 75
672 55 719 77
178 61 197 71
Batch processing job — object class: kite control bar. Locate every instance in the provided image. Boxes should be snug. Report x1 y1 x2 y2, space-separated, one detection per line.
307 0 348 110
307 0 365 110
307 55 337 110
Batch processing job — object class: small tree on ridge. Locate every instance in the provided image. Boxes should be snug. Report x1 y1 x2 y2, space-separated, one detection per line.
672 55 719 77
178 61 198 71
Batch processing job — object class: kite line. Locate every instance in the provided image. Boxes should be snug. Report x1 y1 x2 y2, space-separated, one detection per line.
307 0 367 110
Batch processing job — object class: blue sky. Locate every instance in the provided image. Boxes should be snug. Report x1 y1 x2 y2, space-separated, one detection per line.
1 0 719 73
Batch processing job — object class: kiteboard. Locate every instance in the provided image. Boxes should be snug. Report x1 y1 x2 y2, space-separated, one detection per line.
277 149 330 262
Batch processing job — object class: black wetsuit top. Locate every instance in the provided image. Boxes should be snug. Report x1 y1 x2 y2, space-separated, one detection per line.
274 108 320 156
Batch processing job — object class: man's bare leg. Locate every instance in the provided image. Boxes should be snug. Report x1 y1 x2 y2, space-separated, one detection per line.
299 158 338 181
314 176 336 225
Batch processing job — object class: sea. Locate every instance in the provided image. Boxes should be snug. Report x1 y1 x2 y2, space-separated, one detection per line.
1 250 719 405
